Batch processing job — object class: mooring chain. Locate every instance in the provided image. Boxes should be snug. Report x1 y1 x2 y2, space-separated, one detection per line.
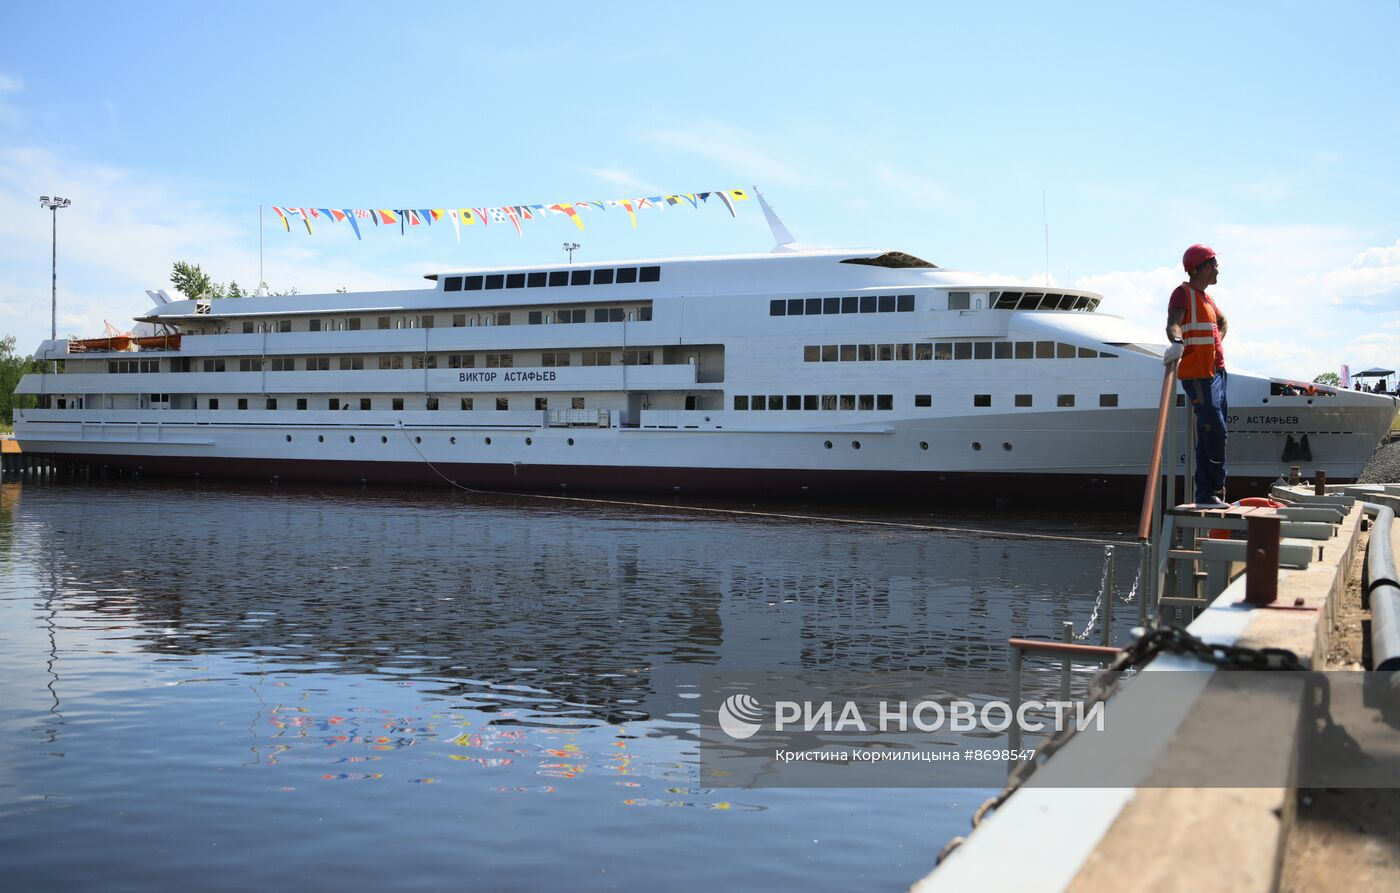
1119 554 1142 604
937 625 1313 866
1073 556 1113 641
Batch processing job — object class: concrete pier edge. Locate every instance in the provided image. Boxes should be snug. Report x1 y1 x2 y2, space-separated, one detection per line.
915 483 1394 893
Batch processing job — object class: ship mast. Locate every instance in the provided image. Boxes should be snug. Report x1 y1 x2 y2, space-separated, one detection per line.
754 187 804 252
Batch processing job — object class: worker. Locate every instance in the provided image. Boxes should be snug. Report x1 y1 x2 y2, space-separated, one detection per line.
1163 244 1230 508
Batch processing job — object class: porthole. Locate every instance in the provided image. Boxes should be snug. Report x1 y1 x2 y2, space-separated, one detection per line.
525 437 533 445
317 435 324 443
450 436 457 445
824 440 833 449
851 440 861 450
381 435 388 443
285 435 292 442
919 441 928 450
972 441 982 450
349 435 356 443
484 437 492 445
1002 442 1013 451
567 437 575 446
415 436 422 444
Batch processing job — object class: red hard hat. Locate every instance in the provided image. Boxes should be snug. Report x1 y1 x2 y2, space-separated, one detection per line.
1183 244 1217 272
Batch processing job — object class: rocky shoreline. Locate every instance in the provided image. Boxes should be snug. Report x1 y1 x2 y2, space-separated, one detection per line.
1356 438 1400 485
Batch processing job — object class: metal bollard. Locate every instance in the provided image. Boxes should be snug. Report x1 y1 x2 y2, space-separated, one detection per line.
1103 545 1115 648
1288 465 1301 485
1060 621 1073 701
1245 515 1282 605
1314 470 1327 496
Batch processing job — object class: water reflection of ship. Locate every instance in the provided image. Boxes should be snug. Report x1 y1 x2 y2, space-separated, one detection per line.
25 480 1108 724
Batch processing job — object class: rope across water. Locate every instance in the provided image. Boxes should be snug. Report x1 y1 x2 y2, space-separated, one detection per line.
395 424 1129 546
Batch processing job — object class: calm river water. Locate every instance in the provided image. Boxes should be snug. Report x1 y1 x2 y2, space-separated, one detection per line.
0 478 1137 891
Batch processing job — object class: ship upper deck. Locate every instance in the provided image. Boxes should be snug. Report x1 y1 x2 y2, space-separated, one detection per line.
136 248 1104 323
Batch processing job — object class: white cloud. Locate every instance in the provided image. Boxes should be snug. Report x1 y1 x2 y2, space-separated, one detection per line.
0 146 423 350
647 122 804 186
580 166 662 196
1073 266 1182 327
1320 239 1400 299
870 163 946 206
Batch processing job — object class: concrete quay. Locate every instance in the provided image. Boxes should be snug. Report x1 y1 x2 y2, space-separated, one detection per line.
915 482 1400 893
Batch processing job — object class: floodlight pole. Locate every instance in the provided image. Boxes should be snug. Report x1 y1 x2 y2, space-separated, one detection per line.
39 196 71 368
564 242 580 264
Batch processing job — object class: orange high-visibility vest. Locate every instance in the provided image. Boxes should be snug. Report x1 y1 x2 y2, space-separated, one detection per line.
1178 284 1219 380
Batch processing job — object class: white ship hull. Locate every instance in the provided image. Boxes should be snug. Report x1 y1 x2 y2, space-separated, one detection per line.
15 247 1396 504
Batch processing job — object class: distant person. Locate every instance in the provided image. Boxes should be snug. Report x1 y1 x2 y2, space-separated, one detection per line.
1163 244 1229 507
1355 381 1362 390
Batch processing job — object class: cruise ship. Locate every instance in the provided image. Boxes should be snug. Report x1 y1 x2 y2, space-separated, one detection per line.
13 243 1397 503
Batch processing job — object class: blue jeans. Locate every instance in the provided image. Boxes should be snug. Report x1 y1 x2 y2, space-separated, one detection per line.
1181 369 1228 503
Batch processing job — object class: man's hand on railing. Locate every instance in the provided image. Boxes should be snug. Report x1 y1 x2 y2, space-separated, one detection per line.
1163 342 1184 366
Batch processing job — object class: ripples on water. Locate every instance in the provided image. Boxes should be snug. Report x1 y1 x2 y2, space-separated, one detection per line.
0 479 1136 891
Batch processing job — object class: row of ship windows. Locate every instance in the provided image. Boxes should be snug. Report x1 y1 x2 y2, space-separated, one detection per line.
442 265 662 292
198 396 589 411
131 350 656 374
43 390 1122 413
237 305 654 334
768 291 1102 316
736 393 1121 410
40 391 1114 417
770 294 915 316
802 340 1119 362
45 395 590 412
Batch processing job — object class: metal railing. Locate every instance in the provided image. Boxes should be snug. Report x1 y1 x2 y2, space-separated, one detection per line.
1006 629 1121 758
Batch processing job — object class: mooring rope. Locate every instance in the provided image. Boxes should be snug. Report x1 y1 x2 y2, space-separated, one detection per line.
395 424 1128 546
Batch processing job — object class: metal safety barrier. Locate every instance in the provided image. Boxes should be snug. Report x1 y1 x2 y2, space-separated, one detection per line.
1006 633 1122 759
1361 503 1400 682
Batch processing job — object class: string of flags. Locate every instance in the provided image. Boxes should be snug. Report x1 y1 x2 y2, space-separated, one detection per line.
270 188 752 241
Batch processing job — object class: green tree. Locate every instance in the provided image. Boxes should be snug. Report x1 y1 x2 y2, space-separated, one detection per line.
1 334 42 425
1313 372 1341 387
171 262 294 298
171 261 219 299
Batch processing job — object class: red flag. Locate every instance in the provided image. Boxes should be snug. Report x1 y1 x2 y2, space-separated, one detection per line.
549 203 584 230
502 205 523 236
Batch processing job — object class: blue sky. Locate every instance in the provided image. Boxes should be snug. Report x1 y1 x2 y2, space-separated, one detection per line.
2 1 1397 379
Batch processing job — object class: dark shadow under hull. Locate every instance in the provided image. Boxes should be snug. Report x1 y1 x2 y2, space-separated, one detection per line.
31 451 1306 507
